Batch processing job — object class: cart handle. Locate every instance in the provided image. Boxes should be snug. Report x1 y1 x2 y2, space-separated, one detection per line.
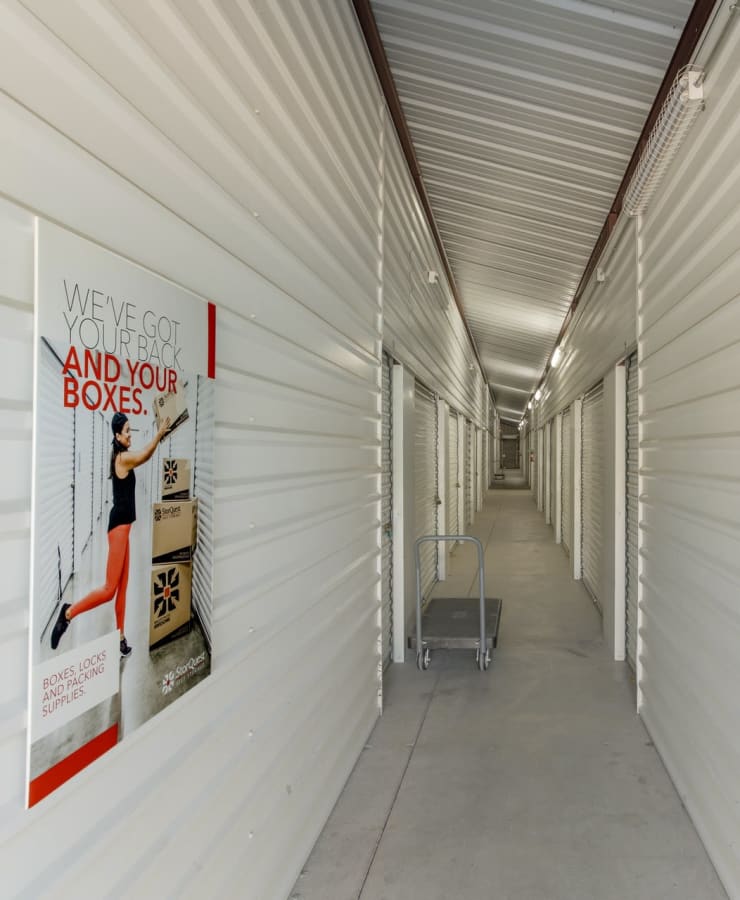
414 535 486 659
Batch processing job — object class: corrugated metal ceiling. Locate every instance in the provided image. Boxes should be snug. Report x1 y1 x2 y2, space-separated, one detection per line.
370 0 694 420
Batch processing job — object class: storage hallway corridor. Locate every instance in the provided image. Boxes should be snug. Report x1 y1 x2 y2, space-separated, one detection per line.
294 488 726 900
3 1 740 898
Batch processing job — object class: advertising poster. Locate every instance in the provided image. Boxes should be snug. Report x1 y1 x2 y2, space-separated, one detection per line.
26 220 216 806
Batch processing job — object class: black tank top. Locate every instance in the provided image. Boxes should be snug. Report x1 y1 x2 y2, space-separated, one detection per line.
109 466 136 531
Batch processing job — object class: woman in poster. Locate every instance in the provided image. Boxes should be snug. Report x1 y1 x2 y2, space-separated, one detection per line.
50 411 170 657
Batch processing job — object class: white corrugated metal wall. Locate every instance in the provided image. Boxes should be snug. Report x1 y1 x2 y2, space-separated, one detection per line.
562 407 572 556
382 119 486 426
625 352 638 671
538 216 638 426
0 3 489 896
637 12 740 895
381 352 393 669
581 381 605 608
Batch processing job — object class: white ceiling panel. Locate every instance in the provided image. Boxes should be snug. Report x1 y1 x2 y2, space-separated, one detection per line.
370 0 693 416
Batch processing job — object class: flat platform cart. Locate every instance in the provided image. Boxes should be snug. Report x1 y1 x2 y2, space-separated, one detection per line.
408 535 502 671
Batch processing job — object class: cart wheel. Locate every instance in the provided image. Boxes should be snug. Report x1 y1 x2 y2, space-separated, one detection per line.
417 648 430 671
482 648 491 671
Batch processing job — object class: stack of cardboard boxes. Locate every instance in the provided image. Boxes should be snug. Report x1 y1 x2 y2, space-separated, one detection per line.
150 459 198 649
149 383 198 649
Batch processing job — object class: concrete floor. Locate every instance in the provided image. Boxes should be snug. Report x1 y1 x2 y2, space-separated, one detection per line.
291 489 727 900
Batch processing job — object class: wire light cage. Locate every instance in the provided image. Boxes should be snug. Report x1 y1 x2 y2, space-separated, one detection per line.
624 65 705 217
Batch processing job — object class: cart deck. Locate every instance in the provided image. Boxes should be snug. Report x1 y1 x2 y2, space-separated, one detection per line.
411 535 503 671
408 596 502 651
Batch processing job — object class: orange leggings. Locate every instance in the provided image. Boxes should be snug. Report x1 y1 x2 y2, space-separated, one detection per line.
68 524 131 633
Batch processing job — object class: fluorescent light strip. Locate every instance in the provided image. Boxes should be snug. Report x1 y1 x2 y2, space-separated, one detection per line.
625 65 704 217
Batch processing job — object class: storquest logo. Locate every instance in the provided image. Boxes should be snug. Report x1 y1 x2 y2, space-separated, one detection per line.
160 652 207 695
161 671 175 694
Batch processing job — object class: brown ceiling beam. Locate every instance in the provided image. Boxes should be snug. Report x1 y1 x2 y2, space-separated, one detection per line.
350 0 489 387
535 0 719 398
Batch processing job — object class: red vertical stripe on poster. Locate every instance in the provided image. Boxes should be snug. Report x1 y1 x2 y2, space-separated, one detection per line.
28 723 119 807
207 302 216 379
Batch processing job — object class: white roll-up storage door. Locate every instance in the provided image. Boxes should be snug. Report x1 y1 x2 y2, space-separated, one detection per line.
483 427 489 491
626 352 639 670
381 352 393 669
192 374 215 651
476 427 483 511
91 409 100 529
550 420 557 530
73 400 94 567
94 412 104 524
37 339 75 633
544 423 550 518
581 381 605 607
415 381 438 601
465 419 474 526
561 408 572 555
532 427 539 501
447 410 459 537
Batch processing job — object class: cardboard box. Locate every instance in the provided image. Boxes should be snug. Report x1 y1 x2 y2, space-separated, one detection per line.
153 378 189 436
161 458 191 501
152 499 198 564
150 562 192 648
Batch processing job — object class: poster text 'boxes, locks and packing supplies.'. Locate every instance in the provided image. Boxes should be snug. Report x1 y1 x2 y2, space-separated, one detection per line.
150 562 192 647
153 377 189 436
161 458 191 501
152 499 198 564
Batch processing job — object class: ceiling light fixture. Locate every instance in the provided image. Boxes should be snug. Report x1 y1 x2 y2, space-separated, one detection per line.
534 389 542 402
550 346 563 368
527 400 533 410
624 65 704 216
